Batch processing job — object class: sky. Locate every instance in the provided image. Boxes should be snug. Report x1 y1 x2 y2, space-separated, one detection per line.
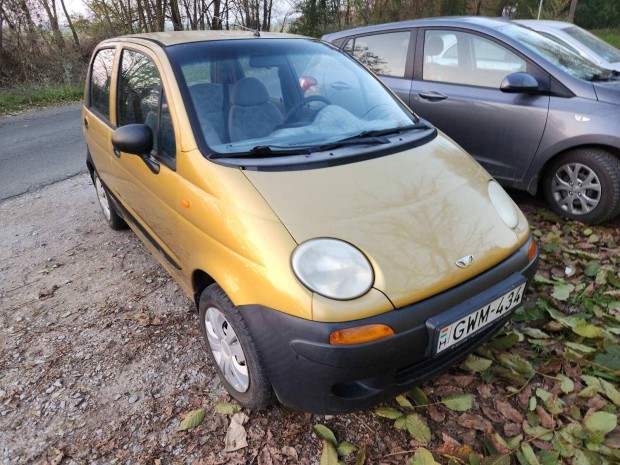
64 0 87 15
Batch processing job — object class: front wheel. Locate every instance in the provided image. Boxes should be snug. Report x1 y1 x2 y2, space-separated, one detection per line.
198 284 273 410
543 149 620 224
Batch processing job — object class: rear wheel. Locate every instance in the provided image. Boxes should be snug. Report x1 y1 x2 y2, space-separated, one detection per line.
543 148 620 224
92 170 127 230
198 284 273 410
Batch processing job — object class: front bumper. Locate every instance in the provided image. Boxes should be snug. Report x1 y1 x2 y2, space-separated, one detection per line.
238 238 538 414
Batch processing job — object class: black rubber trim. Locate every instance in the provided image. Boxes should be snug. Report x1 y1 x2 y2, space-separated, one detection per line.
237 237 538 413
99 178 182 270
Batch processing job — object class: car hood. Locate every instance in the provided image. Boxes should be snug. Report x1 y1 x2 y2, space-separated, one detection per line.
243 135 530 308
593 77 620 105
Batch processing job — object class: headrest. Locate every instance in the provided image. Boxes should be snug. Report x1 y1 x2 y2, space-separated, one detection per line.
230 77 269 106
426 36 445 57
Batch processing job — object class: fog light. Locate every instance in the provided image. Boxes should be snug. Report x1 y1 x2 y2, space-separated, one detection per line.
528 239 538 262
329 324 394 345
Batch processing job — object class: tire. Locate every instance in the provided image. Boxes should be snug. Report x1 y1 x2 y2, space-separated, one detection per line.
92 170 127 230
198 284 273 410
543 148 620 224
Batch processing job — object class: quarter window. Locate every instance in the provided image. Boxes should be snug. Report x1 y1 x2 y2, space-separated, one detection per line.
90 48 116 120
423 30 526 88
351 31 411 78
117 49 176 165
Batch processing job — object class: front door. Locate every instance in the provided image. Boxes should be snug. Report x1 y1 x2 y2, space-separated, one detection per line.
109 46 182 270
410 28 550 184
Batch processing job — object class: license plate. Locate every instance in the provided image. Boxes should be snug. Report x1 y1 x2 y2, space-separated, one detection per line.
435 283 526 354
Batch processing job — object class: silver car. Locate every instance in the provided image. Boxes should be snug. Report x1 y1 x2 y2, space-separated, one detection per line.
515 20 620 72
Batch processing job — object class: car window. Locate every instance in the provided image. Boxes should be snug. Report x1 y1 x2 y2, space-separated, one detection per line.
117 49 176 164
499 24 605 81
90 48 116 120
423 30 526 88
351 31 411 78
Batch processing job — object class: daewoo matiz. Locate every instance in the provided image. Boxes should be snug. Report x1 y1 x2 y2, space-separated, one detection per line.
83 31 538 414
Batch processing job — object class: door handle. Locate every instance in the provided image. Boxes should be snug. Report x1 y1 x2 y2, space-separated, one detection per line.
83 118 89 129
418 91 448 101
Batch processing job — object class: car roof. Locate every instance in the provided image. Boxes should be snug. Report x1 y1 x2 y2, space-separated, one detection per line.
103 30 305 47
514 20 573 31
322 16 512 41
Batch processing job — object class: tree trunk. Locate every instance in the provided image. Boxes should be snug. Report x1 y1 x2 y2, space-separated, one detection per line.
170 0 183 30
213 0 222 29
59 0 80 47
39 0 66 49
568 0 577 22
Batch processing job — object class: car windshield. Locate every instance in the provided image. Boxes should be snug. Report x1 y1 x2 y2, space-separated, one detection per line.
499 24 607 80
563 26 620 63
167 39 418 155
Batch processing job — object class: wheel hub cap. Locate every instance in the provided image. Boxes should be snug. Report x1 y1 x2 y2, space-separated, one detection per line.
551 162 601 216
204 307 249 393
94 176 111 221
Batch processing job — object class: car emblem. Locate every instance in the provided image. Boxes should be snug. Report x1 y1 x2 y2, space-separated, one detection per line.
455 255 474 268
574 114 590 122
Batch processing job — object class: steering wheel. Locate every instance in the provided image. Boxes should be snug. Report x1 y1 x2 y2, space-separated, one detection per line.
283 95 331 125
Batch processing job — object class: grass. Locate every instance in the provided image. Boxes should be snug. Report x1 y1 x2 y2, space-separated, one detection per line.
0 84 83 115
591 28 620 48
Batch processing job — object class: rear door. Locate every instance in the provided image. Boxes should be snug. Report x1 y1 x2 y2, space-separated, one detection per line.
341 29 414 106
410 28 550 183
109 45 182 270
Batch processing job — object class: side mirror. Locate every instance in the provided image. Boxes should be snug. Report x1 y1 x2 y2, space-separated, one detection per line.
500 72 539 93
112 124 153 156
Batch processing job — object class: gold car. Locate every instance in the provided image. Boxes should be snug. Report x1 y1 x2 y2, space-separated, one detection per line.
83 31 538 414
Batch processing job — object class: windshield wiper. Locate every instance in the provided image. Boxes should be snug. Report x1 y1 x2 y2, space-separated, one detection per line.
349 122 432 138
210 145 312 159
316 123 431 151
317 136 391 152
588 72 614 82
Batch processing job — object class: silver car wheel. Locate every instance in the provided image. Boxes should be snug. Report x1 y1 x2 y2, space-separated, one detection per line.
205 306 249 393
551 162 601 216
94 174 112 221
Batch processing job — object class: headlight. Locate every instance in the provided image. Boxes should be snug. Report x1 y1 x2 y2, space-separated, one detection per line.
291 238 374 300
488 180 518 229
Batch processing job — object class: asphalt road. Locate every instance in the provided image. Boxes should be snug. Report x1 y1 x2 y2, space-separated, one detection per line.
0 104 86 201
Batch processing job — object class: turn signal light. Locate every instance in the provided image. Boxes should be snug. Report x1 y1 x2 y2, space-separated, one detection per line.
329 324 394 345
528 239 538 262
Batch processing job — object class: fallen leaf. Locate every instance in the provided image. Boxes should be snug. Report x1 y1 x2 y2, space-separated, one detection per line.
319 440 338 465
313 424 337 446
456 414 492 433
177 408 206 431
406 413 431 443
375 407 403 419
406 447 440 465
336 441 357 457
214 402 241 415
437 442 475 462
495 399 524 423
224 412 248 452
442 393 474 412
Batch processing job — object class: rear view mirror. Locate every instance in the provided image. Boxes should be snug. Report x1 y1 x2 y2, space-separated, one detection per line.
500 72 539 93
112 124 153 156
